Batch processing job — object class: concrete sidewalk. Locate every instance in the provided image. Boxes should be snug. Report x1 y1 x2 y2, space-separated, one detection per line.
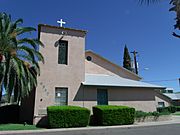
0 115 180 135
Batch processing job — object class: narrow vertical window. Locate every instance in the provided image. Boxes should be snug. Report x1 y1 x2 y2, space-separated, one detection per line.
55 87 68 106
58 40 68 64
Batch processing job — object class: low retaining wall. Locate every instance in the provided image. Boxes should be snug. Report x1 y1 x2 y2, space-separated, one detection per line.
135 115 172 123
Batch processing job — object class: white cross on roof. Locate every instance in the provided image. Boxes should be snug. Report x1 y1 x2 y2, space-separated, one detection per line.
57 19 66 27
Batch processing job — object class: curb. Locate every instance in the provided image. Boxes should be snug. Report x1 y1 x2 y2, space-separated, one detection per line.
0 118 180 134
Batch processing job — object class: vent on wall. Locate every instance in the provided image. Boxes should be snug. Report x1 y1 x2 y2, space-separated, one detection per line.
86 56 92 61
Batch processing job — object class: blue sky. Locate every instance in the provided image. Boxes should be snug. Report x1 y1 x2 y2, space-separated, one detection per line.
1 0 180 92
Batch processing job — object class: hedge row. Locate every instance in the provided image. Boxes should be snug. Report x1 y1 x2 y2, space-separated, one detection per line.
157 106 176 113
47 105 136 128
92 105 135 126
47 106 90 128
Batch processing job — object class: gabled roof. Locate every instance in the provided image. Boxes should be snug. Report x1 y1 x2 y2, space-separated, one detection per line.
82 74 165 89
164 93 180 100
85 50 142 80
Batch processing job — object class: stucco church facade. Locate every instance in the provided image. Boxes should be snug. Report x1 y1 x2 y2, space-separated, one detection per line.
20 24 171 125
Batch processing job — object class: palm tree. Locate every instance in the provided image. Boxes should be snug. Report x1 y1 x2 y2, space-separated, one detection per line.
139 0 180 38
0 12 44 104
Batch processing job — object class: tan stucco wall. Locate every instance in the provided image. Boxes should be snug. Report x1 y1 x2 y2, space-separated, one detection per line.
78 86 157 112
34 26 86 124
155 91 171 107
85 51 141 81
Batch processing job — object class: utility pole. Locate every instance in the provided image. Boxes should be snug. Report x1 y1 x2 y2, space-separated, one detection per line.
131 50 138 75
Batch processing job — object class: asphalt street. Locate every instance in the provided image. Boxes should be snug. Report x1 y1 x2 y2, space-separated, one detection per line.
1 123 180 135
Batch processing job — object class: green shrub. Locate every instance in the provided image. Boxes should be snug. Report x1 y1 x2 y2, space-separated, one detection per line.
157 107 169 113
168 106 176 113
151 111 160 117
135 111 149 118
135 110 170 119
175 106 180 111
135 111 160 118
157 106 176 113
0 104 20 124
47 106 90 128
159 111 171 115
92 105 135 126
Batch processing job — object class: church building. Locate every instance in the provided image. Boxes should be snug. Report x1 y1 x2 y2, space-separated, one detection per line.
20 24 171 125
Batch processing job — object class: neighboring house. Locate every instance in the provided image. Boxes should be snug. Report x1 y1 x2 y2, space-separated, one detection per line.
155 91 172 108
19 24 170 125
156 88 180 107
160 87 174 94
164 93 180 106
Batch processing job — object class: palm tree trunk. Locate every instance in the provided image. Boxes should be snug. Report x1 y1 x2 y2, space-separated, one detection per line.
13 77 18 103
0 85 2 102
0 63 6 102
4 57 12 103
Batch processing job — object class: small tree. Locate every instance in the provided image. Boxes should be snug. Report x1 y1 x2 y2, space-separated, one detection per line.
123 45 132 71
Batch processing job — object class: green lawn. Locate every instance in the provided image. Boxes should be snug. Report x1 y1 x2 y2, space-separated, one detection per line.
0 124 41 131
173 112 180 116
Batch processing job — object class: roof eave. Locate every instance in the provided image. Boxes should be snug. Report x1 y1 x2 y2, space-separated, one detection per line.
82 82 166 89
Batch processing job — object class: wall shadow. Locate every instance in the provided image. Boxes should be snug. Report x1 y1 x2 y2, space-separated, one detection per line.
36 116 48 128
19 88 36 124
74 85 155 102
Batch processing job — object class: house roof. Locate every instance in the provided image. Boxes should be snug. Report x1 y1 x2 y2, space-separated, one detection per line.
164 93 180 100
85 50 142 80
82 74 166 89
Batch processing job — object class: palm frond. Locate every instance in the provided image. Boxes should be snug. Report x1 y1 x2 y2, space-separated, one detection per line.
14 27 36 36
12 18 23 29
17 38 44 50
17 46 44 63
138 0 162 5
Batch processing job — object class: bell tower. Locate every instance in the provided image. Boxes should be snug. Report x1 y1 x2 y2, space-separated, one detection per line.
33 24 87 124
